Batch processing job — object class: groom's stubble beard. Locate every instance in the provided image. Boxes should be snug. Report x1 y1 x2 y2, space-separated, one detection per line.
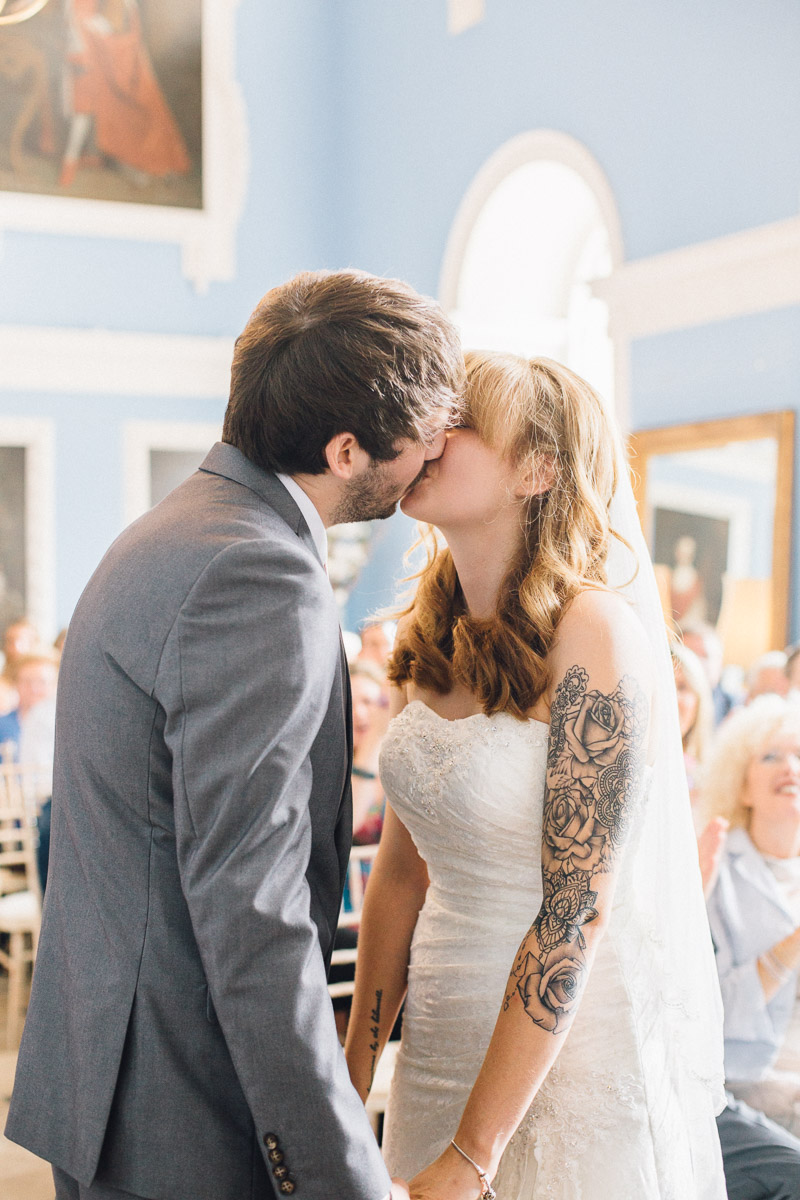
330 458 429 524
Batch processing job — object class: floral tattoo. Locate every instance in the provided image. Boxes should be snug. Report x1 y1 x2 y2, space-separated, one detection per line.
505 667 646 1034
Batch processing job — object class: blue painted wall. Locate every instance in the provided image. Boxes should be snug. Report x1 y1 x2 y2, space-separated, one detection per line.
332 0 800 635
0 0 798 635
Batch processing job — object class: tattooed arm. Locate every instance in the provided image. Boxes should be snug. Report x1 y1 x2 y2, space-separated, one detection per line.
345 801 429 1101
408 591 653 1200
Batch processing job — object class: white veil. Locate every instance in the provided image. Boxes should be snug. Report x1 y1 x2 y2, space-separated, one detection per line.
606 451 727 1186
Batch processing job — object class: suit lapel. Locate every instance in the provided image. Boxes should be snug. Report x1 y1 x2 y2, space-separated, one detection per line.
198 442 320 563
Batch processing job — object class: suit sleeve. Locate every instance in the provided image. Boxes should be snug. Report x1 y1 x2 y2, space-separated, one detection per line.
155 535 391 1200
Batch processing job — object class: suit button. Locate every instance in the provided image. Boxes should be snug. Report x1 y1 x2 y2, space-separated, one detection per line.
273 1165 289 1180
279 1182 296 1196
268 1149 284 1164
263 1133 279 1150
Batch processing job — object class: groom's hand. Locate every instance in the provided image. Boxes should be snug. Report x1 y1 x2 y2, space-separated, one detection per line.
390 1179 411 1199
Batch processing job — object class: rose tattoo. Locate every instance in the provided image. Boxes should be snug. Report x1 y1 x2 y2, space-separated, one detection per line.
512 945 585 1033
563 690 626 784
506 668 646 1036
542 785 605 875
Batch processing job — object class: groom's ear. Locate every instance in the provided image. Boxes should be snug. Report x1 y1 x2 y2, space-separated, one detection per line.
323 432 369 480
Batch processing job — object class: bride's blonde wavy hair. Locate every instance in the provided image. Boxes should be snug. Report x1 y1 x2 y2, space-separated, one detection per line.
388 351 629 718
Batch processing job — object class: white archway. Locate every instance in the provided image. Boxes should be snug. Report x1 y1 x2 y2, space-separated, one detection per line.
439 130 626 420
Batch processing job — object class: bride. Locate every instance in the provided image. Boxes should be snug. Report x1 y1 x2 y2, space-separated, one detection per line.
345 352 727 1199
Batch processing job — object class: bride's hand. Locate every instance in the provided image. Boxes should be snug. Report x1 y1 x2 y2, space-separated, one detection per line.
409 1145 488 1199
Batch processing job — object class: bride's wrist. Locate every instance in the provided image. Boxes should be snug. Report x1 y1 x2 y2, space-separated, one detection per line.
452 1117 505 1174
448 1136 499 1195
438 1143 495 1199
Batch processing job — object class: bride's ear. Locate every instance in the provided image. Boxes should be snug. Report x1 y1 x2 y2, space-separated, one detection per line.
514 455 556 499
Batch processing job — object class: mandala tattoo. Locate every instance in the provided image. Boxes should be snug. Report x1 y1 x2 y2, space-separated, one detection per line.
505 669 646 1034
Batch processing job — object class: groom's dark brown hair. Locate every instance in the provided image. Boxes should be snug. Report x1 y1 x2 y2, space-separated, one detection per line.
223 268 465 475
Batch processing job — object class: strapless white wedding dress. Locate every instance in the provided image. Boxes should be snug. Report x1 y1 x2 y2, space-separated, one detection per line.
379 700 725 1200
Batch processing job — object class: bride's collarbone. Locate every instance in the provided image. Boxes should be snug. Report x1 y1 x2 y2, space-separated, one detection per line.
405 685 550 726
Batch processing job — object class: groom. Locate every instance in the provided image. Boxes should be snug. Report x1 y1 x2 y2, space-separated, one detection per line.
6 269 464 1200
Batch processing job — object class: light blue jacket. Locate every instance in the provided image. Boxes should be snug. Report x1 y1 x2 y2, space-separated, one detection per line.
707 827 797 1082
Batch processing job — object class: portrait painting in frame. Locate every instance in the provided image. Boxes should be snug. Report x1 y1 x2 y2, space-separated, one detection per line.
0 0 202 209
651 506 731 628
629 411 795 658
0 445 27 633
0 418 55 641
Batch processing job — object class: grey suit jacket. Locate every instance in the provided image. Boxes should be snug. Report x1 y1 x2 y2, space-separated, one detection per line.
6 443 391 1200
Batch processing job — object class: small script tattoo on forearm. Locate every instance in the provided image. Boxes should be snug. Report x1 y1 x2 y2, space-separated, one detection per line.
504 666 646 1035
367 989 383 1089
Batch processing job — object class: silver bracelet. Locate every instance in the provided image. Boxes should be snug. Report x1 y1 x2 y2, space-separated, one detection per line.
450 1139 496 1200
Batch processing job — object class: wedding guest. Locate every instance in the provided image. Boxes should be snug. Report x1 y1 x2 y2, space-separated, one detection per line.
350 659 388 845
0 649 59 890
0 645 56 757
673 639 729 895
673 640 714 805
704 696 800 1196
358 620 396 670
786 644 800 695
746 652 790 703
681 619 739 724
0 616 39 715
331 660 391 1038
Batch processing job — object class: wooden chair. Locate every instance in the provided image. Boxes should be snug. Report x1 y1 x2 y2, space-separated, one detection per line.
0 763 43 1048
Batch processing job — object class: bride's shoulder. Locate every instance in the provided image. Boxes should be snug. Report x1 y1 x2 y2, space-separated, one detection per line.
558 586 639 629
550 588 653 683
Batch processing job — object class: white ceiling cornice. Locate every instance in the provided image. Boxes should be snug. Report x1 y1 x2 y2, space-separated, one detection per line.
0 327 234 397
594 215 800 341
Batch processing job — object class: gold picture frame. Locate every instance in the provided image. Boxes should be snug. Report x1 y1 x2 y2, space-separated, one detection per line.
629 411 795 655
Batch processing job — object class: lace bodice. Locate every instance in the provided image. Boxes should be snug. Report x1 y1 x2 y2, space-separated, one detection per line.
380 700 548 926
378 701 725 1200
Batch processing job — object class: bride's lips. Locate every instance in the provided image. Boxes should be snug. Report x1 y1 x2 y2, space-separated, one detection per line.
404 469 430 496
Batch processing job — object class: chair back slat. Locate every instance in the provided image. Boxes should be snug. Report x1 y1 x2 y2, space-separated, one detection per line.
0 763 43 904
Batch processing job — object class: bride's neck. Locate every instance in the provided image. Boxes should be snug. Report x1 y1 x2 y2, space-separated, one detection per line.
443 517 523 619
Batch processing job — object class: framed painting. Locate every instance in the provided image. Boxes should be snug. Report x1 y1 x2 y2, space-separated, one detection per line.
0 416 55 640
123 419 220 525
0 0 246 290
629 412 795 664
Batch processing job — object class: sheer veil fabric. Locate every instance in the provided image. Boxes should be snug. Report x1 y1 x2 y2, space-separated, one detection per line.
605 453 727 1169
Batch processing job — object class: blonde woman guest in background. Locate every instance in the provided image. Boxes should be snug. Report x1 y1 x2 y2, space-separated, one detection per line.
705 697 800 1133
704 696 800 1199
672 638 728 895
673 639 714 803
346 353 726 1199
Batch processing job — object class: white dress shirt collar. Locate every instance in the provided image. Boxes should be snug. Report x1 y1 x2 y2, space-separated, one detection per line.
276 473 328 567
